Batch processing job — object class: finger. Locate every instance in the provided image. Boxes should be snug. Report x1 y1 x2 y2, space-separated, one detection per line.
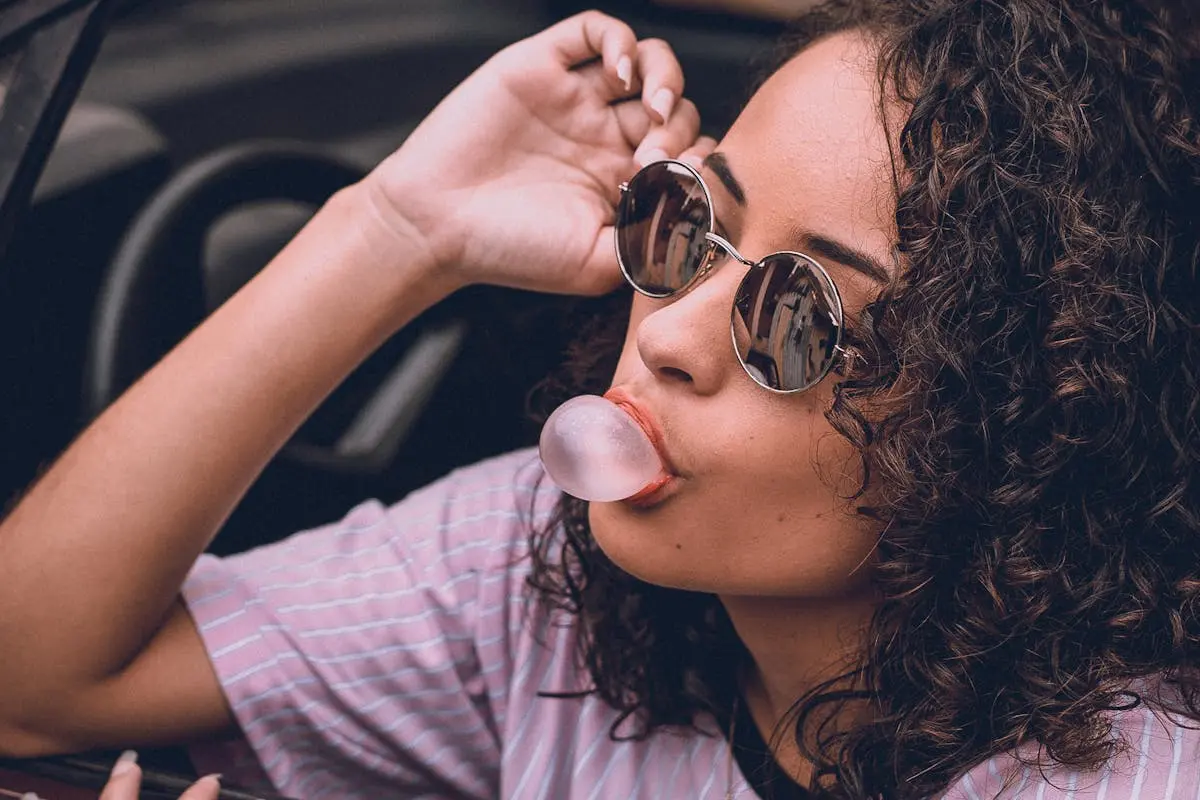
635 38 686 124
545 11 638 92
612 98 656 152
678 135 720 171
632 98 702 167
99 751 141 800
180 775 223 800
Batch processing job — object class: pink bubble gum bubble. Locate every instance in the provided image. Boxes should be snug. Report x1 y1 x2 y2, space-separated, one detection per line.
539 395 663 502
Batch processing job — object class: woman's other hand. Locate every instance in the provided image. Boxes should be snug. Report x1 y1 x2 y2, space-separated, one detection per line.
364 11 704 296
98 752 220 800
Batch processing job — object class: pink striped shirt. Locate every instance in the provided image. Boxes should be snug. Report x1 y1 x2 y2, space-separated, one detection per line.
183 449 1200 798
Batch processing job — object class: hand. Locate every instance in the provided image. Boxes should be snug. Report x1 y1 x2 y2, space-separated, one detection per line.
97 751 221 800
364 11 717 296
652 0 801 20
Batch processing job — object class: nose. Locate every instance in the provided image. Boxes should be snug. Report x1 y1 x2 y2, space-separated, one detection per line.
634 258 744 396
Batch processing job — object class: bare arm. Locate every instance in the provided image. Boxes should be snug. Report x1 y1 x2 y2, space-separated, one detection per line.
0 10 701 758
0 186 450 755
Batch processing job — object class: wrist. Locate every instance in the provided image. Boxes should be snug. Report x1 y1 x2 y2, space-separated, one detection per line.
355 175 467 288
330 180 462 298
274 183 462 342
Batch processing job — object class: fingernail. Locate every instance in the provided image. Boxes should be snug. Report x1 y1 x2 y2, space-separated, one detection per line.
616 55 633 91
650 88 675 122
635 147 668 168
112 749 139 777
197 774 223 789
680 153 705 170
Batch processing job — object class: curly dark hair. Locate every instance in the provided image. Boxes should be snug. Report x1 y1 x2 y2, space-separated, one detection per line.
525 0 1200 796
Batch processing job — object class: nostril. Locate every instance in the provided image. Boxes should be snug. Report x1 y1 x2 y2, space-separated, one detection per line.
659 366 692 383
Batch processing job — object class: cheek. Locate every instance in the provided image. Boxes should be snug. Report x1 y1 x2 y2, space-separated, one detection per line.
587 402 876 598
610 298 652 385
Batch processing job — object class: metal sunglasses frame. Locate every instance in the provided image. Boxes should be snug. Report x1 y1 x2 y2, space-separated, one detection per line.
615 158 850 394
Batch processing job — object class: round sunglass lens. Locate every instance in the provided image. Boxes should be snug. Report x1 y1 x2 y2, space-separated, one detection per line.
616 162 712 296
732 253 842 392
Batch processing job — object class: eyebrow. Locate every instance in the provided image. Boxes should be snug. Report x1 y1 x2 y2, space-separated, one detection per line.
702 150 891 283
797 233 891 283
703 152 745 206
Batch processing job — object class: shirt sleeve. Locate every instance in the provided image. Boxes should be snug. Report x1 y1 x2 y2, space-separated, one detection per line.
182 449 557 800
940 704 1200 799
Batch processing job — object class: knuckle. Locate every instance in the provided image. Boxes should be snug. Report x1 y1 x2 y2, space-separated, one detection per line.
642 129 668 147
581 11 631 42
668 130 692 149
640 41 680 68
575 9 608 25
669 106 701 134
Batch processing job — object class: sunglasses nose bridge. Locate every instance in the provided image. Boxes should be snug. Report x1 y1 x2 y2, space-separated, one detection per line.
704 231 755 270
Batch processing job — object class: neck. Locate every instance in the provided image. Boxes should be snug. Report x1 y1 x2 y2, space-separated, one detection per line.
721 591 876 781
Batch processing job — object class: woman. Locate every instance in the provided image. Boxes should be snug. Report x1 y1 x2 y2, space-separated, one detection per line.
1 1 1198 797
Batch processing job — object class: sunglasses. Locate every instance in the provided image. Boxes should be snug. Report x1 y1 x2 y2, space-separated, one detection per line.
615 159 847 394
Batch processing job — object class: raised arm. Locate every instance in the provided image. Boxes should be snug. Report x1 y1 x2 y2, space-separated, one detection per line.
0 11 707 757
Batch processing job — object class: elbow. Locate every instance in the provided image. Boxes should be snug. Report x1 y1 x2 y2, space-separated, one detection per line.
0 721 74 760
0 694 85 759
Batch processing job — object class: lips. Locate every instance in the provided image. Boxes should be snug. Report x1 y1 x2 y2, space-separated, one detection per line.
624 473 674 505
602 387 679 480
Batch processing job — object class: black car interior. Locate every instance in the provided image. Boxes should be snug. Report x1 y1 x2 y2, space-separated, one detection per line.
0 0 785 794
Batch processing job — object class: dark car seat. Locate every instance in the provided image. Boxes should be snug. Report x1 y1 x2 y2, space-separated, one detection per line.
0 100 170 504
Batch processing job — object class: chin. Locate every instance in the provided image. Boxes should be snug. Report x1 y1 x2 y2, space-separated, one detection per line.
587 501 717 592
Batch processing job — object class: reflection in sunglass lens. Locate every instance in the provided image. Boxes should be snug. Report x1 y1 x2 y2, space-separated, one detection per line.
733 253 842 392
617 162 712 296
